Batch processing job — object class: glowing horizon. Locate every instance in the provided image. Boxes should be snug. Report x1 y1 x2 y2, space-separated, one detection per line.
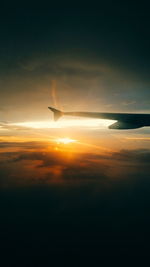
9 118 115 129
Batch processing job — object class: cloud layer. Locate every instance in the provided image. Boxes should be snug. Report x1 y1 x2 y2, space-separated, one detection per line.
0 140 150 188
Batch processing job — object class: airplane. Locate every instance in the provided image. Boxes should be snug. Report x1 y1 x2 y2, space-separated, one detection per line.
48 107 150 130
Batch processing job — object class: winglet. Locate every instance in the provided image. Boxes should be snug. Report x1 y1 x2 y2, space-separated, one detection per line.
48 107 63 121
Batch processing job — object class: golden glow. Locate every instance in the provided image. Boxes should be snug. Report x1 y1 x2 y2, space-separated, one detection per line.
56 137 77 144
125 137 150 140
10 118 114 129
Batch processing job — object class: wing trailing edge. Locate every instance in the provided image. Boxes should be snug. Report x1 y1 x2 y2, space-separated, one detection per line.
108 121 143 129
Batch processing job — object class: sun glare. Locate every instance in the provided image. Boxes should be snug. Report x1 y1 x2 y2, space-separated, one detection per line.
56 137 77 144
12 118 113 129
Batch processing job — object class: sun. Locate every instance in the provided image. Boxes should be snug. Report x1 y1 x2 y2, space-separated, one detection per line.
56 137 77 144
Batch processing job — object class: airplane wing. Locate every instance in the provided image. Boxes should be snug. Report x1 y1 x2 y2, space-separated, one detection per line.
48 107 150 130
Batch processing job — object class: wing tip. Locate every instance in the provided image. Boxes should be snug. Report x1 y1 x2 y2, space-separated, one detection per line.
48 107 62 121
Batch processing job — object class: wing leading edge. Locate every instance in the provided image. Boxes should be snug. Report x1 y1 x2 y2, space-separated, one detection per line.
48 107 150 130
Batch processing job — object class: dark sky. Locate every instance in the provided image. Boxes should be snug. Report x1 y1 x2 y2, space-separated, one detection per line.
0 3 150 266
0 3 150 120
1 5 150 79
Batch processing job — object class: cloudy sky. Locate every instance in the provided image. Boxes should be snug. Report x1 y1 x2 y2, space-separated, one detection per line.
0 3 150 266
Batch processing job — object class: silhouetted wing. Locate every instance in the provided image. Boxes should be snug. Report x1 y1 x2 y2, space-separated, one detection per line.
48 107 150 130
69 112 149 129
